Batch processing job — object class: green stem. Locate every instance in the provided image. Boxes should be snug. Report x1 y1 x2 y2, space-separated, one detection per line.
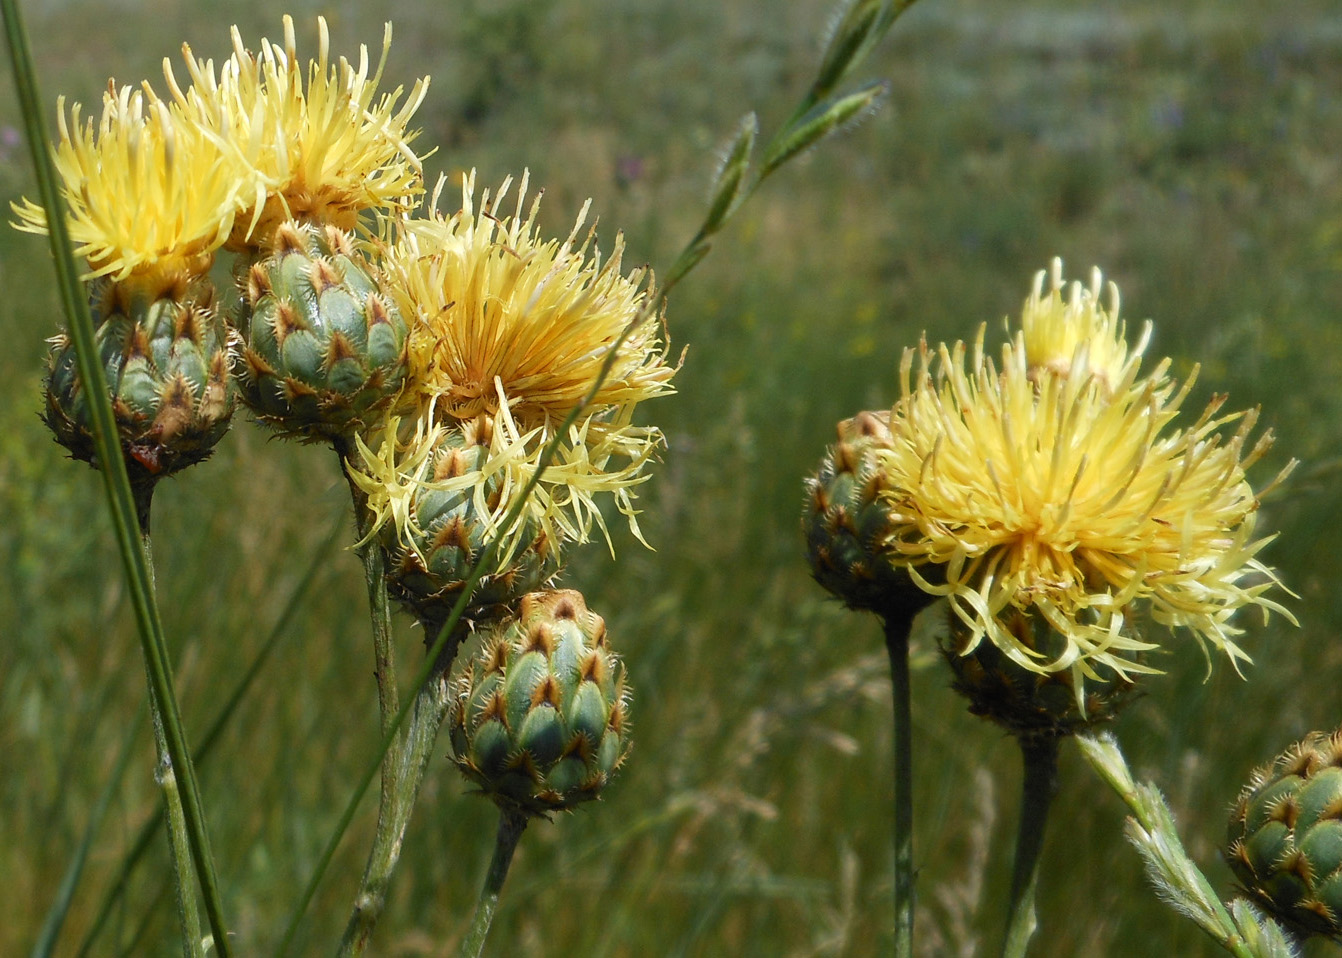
458 810 529 958
71 516 342 958
133 484 204 958
882 609 917 958
337 665 453 957
2 4 231 954
1001 736 1061 958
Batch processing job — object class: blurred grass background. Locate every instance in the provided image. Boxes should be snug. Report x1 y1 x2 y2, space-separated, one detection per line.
2 0 1341 955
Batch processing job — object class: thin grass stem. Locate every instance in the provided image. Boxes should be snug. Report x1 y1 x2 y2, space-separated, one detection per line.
30 707 146 958
72 516 342 958
1 3 232 954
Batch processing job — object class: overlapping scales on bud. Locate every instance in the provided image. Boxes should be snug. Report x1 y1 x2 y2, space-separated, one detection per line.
874 260 1294 680
236 220 407 438
45 274 235 482
448 589 629 816
374 171 676 554
1227 728 1342 941
13 81 243 481
802 410 937 617
941 608 1138 742
348 413 561 630
168 14 428 251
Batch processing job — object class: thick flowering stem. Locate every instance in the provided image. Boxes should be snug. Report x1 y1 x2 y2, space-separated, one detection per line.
883 607 918 958
1001 736 1060 958
337 664 453 957
458 809 529 958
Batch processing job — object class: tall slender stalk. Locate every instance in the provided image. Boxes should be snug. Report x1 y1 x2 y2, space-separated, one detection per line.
1000 736 1060 958
337 667 453 957
2 3 232 954
457 810 529 958
134 486 204 958
882 609 918 958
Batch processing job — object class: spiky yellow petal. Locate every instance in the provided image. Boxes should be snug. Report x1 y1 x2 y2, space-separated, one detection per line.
879 262 1294 678
12 84 249 292
1017 257 1151 395
169 15 428 249
385 171 677 430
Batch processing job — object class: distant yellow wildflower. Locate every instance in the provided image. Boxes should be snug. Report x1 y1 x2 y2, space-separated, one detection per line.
386 171 677 430
879 263 1293 678
12 83 249 292
168 15 428 249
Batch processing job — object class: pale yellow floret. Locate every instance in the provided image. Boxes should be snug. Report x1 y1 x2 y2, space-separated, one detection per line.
12 82 249 291
1017 257 1152 395
348 379 662 568
880 277 1294 679
167 15 429 249
385 171 677 431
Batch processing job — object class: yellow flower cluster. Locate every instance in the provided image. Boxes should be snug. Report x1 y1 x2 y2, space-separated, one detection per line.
16 15 674 568
879 260 1293 679
14 15 427 283
349 172 677 562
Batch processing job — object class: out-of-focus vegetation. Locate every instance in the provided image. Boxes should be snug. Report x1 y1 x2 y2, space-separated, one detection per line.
2 0 1340 954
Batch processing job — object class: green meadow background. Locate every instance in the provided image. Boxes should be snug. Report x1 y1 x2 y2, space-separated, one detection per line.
2 0 1341 954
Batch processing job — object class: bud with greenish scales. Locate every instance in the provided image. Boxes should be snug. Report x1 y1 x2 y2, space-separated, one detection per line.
381 415 562 633
448 589 629 817
803 410 937 618
1226 728 1342 941
44 273 235 483
942 609 1138 741
235 219 407 439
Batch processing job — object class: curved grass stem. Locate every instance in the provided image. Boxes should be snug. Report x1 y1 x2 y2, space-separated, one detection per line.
1001 736 1060 958
3 3 231 954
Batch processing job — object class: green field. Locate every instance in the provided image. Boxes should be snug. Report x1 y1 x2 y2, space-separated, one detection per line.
3 0 1342 955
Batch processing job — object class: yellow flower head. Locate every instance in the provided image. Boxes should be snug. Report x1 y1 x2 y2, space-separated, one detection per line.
168 15 428 249
879 263 1294 679
385 171 677 431
1017 257 1150 394
12 83 250 293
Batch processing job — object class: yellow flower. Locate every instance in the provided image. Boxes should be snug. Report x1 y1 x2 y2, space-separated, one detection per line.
879 264 1294 679
386 171 677 429
12 83 250 293
168 15 428 249
362 171 676 553
1017 257 1150 395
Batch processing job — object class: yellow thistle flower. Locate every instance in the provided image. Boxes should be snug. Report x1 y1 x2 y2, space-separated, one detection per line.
385 171 677 430
879 264 1294 679
12 83 249 293
1017 257 1150 394
168 15 428 249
